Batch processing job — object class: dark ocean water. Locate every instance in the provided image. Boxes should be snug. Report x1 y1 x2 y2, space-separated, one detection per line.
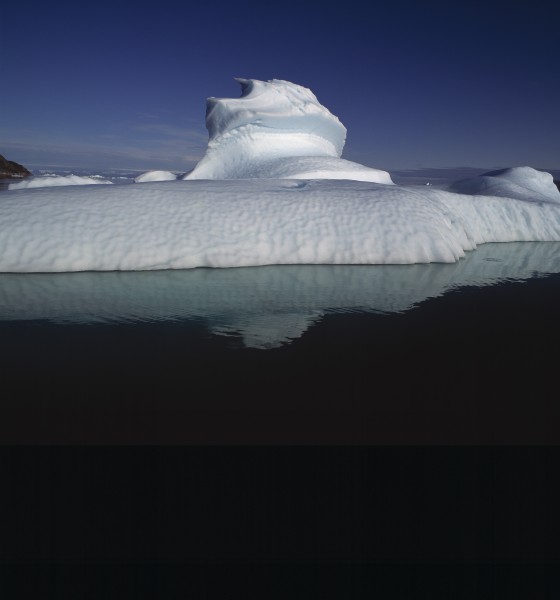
2 243 560 591
1 242 559 445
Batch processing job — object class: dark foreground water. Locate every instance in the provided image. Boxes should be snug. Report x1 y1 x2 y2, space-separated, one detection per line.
1 242 560 445
2 244 560 595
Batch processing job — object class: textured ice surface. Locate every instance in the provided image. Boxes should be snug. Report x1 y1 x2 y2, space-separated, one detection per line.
134 170 178 183
1 242 559 348
446 166 560 203
184 78 393 183
8 174 113 189
1 169 560 273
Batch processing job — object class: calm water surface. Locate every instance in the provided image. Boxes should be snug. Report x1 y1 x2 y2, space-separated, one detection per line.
3 242 560 576
1 242 560 444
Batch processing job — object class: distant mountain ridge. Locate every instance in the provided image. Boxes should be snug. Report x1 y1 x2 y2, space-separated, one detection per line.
0 154 31 178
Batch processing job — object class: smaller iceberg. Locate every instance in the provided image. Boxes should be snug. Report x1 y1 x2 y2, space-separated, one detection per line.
8 174 113 190
184 78 393 184
134 170 178 183
446 166 560 204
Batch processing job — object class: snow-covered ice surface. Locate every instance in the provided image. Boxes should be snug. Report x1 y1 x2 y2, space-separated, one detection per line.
184 78 393 183
1 78 559 273
8 174 113 189
1 242 559 348
1 170 560 273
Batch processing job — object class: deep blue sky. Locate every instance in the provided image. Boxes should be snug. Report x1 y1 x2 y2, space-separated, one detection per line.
1 0 558 173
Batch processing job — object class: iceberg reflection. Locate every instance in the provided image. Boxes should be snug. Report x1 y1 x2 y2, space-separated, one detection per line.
1 242 560 348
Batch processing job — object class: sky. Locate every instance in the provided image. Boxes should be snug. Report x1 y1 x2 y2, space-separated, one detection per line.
1 0 558 174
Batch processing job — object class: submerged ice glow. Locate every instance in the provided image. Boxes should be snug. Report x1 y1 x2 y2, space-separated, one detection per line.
1 79 559 273
2 242 559 348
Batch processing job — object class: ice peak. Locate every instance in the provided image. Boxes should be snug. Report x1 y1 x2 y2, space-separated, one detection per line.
203 78 346 153
186 78 391 183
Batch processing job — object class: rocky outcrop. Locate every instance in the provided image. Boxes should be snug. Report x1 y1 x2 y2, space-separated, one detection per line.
0 154 31 178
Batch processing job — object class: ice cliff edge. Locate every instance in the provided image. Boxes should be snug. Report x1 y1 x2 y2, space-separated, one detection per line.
184 78 393 183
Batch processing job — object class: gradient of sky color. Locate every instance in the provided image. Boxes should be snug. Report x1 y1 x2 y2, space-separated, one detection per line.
1 0 558 173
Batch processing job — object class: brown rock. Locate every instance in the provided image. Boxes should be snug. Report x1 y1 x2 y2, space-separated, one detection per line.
0 154 31 178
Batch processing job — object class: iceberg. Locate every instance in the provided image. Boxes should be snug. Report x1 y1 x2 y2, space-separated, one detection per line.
0 78 559 273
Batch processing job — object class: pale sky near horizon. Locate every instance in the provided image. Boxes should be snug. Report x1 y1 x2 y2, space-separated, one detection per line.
1 0 558 173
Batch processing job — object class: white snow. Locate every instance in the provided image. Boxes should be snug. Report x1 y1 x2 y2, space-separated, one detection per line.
1 78 559 274
134 170 177 183
8 174 113 190
184 78 393 183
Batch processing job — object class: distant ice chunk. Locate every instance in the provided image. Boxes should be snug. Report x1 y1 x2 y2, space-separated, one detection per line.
446 166 560 204
184 78 393 183
134 170 178 183
8 174 113 190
